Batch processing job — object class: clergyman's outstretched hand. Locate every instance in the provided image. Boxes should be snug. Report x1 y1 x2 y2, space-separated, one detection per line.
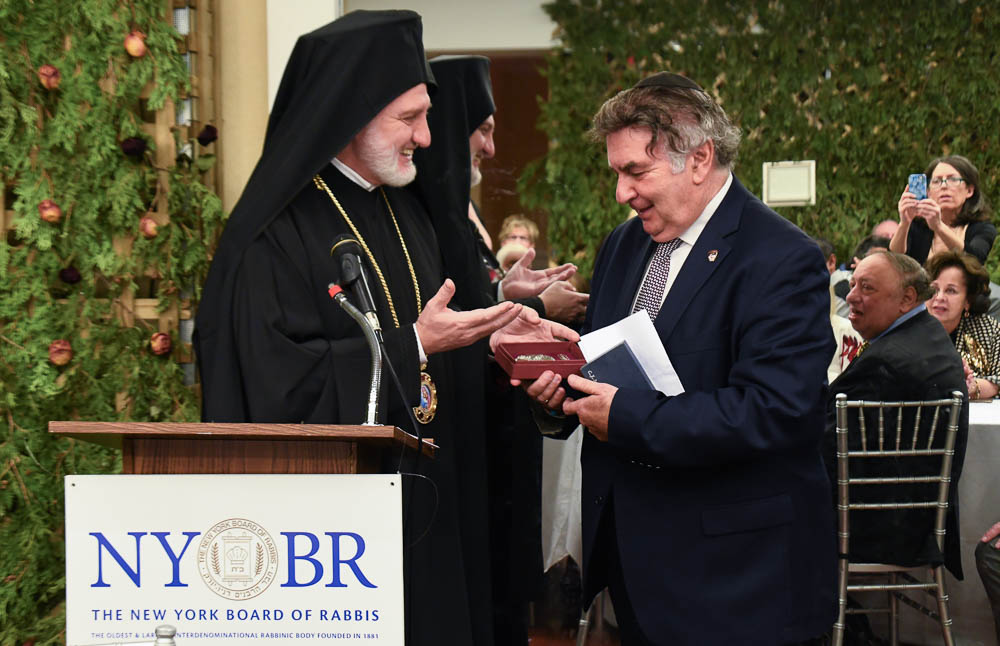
416 279 522 355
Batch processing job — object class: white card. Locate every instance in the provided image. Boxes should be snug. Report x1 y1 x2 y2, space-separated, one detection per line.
577 310 685 395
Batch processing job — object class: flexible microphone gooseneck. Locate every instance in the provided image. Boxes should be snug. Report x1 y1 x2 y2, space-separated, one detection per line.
327 284 382 425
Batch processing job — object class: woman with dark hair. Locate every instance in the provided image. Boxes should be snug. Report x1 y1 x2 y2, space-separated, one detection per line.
891 155 996 264
925 250 1000 400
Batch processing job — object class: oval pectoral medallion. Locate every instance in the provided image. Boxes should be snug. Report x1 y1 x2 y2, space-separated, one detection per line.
414 370 437 424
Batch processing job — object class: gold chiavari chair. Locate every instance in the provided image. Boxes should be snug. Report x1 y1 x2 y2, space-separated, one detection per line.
831 391 963 646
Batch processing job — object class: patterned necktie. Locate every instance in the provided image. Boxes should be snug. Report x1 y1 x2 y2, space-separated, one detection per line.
632 238 683 320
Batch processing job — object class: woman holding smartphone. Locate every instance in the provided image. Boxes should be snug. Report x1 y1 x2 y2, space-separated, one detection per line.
890 154 996 264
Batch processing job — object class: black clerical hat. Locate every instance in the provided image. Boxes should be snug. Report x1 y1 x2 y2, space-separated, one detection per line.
409 55 497 310
428 55 495 136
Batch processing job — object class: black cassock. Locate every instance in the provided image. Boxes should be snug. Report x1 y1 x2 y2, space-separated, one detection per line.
219 164 493 645
195 12 495 644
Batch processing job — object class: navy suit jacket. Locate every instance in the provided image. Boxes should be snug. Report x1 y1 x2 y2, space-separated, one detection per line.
574 177 837 644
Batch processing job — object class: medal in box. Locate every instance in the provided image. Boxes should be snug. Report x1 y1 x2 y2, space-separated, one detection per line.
495 341 585 380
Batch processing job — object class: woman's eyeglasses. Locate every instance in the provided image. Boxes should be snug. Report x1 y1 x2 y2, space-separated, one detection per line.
930 176 966 188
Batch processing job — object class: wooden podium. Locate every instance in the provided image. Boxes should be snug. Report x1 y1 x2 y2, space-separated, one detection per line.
49 421 435 474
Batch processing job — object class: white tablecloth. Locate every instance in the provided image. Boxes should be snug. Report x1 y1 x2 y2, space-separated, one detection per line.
540 428 583 572
899 399 1000 645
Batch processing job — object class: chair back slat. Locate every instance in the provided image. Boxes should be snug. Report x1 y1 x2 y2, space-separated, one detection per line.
895 404 904 450
926 406 940 449
859 404 867 451
877 405 885 451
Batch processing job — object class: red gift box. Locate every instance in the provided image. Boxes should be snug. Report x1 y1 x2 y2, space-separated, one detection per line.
495 341 585 380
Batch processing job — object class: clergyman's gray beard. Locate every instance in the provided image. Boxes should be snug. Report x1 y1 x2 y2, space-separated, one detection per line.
379 162 417 187
357 136 417 187
470 165 482 188
368 151 417 187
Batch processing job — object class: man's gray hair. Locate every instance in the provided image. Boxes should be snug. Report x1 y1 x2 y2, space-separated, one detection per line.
876 250 934 301
588 85 742 171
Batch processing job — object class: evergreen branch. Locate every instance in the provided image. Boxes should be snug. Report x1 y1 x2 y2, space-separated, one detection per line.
51 445 73 479
19 434 48 475
7 459 32 505
17 44 44 134
7 410 28 435
3 561 30 586
0 335 28 353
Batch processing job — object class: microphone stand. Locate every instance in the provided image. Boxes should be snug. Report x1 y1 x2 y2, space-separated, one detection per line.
328 284 382 425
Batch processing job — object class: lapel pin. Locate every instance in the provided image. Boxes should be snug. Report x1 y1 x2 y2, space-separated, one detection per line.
707 249 719 262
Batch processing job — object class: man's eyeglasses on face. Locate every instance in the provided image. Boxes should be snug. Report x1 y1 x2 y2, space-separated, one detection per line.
930 176 966 188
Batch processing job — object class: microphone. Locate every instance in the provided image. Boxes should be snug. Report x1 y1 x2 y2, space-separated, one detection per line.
330 234 381 334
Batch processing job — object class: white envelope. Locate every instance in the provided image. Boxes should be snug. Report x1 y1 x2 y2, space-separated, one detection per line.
577 310 685 396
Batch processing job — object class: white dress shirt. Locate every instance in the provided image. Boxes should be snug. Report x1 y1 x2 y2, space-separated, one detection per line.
630 172 733 312
332 157 377 191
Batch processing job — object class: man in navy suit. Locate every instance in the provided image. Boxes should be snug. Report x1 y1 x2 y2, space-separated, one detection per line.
524 73 836 644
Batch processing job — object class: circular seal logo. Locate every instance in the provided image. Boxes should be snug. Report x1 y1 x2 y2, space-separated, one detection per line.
197 518 278 600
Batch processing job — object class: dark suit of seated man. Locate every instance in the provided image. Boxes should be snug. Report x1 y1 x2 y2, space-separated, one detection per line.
827 250 969 579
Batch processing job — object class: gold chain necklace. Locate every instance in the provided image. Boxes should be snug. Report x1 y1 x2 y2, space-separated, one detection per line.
313 174 422 327
313 173 437 424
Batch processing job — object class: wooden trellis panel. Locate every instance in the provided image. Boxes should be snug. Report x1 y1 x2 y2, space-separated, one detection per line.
1 1 216 371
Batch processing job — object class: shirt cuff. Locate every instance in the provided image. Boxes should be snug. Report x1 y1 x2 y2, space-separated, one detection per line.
412 324 428 365
496 280 506 302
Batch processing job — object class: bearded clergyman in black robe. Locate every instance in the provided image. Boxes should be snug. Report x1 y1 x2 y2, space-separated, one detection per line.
193 10 577 646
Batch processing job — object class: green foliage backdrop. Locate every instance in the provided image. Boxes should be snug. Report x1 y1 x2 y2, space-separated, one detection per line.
0 1 224 642
522 0 1000 280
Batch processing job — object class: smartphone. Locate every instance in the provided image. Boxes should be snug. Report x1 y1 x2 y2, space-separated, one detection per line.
908 173 927 200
